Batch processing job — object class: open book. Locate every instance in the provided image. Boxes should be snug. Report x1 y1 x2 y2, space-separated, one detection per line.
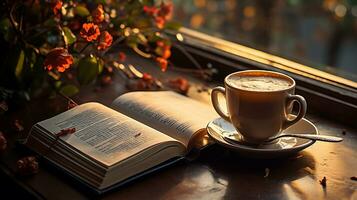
25 91 217 193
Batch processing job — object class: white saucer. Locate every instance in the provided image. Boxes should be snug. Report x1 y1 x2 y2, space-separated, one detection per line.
206 117 318 158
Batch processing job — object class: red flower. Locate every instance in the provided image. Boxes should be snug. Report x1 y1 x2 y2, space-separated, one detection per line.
97 31 113 50
51 0 62 15
106 66 114 74
155 16 165 29
156 41 171 59
44 47 73 73
92 4 105 24
142 73 153 81
143 3 173 29
101 75 112 86
156 41 165 47
80 23 101 42
118 52 126 62
156 57 168 72
143 6 158 16
168 77 190 95
133 73 154 90
162 48 171 59
158 2 173 20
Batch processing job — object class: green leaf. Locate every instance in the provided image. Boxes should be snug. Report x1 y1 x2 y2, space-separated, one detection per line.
15 50 25 79
164 21 182 31
134 18 151 29
126 35 139 48
54 81 62 89
29 51 37 69
97 58 104 74
155 47 163 56
77 56 99 85
62 27 76 46
0 18 11 32
0 18 11 41
60 84 79 97
74 6 90 17
43 18 56 27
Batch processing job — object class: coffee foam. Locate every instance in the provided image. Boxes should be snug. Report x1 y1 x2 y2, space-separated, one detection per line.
227 75 292 91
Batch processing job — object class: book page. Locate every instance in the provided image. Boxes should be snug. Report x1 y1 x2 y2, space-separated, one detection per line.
37 102 177 166
111 91 218 147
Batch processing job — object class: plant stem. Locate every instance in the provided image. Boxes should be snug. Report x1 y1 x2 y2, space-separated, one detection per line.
168 60 207 77
6 1 40 54
102 36 125 56
79 42 91 54
27 27 51 39
57 90 78 106
8 2 22 39
172 42 204 71
170 66 206 74
58 25 67 48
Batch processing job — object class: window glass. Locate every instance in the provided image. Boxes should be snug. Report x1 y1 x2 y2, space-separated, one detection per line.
173 0 357 82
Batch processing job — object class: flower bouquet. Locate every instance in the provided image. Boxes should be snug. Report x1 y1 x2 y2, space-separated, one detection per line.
0 0 181 103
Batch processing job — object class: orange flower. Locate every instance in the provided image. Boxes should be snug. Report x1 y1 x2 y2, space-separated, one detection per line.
44 47 73 73
80 23 100 42
162 47 171 59
97 31 113 50
118 52 126 62
156 41 171 59
156 41 165 47
155 16 165 29
158 2 173 20
92 4 105 24
100 75 112 86
168 77 190 95
142 73 153 81
51 0 62 15
143 6 158 16
133 73 154 90
143 3 173 29
156 57 168 72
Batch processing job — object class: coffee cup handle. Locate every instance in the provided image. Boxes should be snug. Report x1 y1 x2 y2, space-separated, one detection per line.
283 94 307 129
211 86 230 122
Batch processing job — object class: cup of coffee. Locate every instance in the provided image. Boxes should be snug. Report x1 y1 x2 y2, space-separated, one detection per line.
211 70 307 144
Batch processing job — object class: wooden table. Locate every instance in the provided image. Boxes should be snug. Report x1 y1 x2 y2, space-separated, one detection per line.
0 54 356 200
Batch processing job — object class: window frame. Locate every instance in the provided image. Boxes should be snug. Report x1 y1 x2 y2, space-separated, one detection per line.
169 28 357 127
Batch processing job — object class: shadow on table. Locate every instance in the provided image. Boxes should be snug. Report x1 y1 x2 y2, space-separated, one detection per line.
196 145 317 199
102 144 317 199
14 143 316 199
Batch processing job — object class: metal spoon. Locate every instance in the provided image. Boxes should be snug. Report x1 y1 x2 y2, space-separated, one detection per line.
223 132 343 145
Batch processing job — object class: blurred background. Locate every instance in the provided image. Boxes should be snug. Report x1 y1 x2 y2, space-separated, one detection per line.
173 0 357 82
